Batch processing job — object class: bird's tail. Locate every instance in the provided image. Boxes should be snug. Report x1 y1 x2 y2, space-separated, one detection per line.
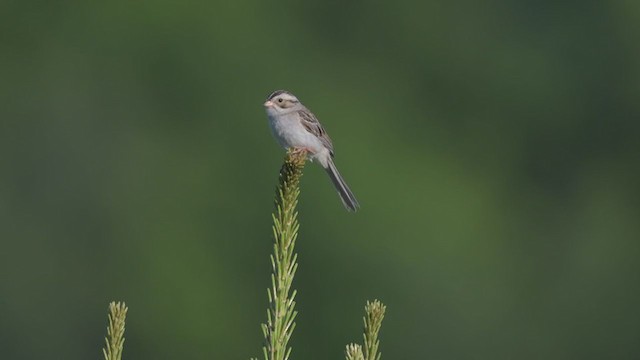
324 159 360 212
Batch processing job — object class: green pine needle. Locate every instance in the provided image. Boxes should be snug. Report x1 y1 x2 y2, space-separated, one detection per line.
255 151 388 360
345 300 387 360
363 300 386 360
345 343 365 360
259 149 306 360
102 301 128 360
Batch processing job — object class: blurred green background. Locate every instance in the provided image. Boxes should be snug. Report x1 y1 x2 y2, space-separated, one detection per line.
1 0 639 359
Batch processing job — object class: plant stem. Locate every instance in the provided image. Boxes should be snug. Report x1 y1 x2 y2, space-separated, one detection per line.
363 300 386 360
103 301 128 360
345 300 386 360
260 149 306 360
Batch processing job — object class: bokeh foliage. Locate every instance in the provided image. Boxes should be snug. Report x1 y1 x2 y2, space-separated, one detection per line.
1 0 639 359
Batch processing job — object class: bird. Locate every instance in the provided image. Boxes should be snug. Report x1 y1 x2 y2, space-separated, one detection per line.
263 90 360 212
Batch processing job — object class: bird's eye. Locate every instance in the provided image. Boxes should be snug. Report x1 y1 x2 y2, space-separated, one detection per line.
277 98 283 103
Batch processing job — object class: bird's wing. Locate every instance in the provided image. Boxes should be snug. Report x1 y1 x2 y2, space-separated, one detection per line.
299 109 335 156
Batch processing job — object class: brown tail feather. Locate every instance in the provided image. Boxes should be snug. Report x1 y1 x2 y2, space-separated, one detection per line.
325 159 360 212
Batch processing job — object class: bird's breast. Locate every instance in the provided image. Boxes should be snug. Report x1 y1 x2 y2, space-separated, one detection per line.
268 114 325 154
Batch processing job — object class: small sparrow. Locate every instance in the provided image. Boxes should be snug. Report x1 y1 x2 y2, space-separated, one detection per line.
264 90 360 211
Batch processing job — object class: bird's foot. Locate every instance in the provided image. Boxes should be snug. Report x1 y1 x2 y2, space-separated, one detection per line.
290 147 311 156
288 147 312 162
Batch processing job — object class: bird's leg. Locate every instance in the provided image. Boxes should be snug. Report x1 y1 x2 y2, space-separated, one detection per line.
289 147 314 162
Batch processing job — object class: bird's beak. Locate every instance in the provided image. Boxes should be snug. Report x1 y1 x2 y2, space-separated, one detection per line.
264 100 274 108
